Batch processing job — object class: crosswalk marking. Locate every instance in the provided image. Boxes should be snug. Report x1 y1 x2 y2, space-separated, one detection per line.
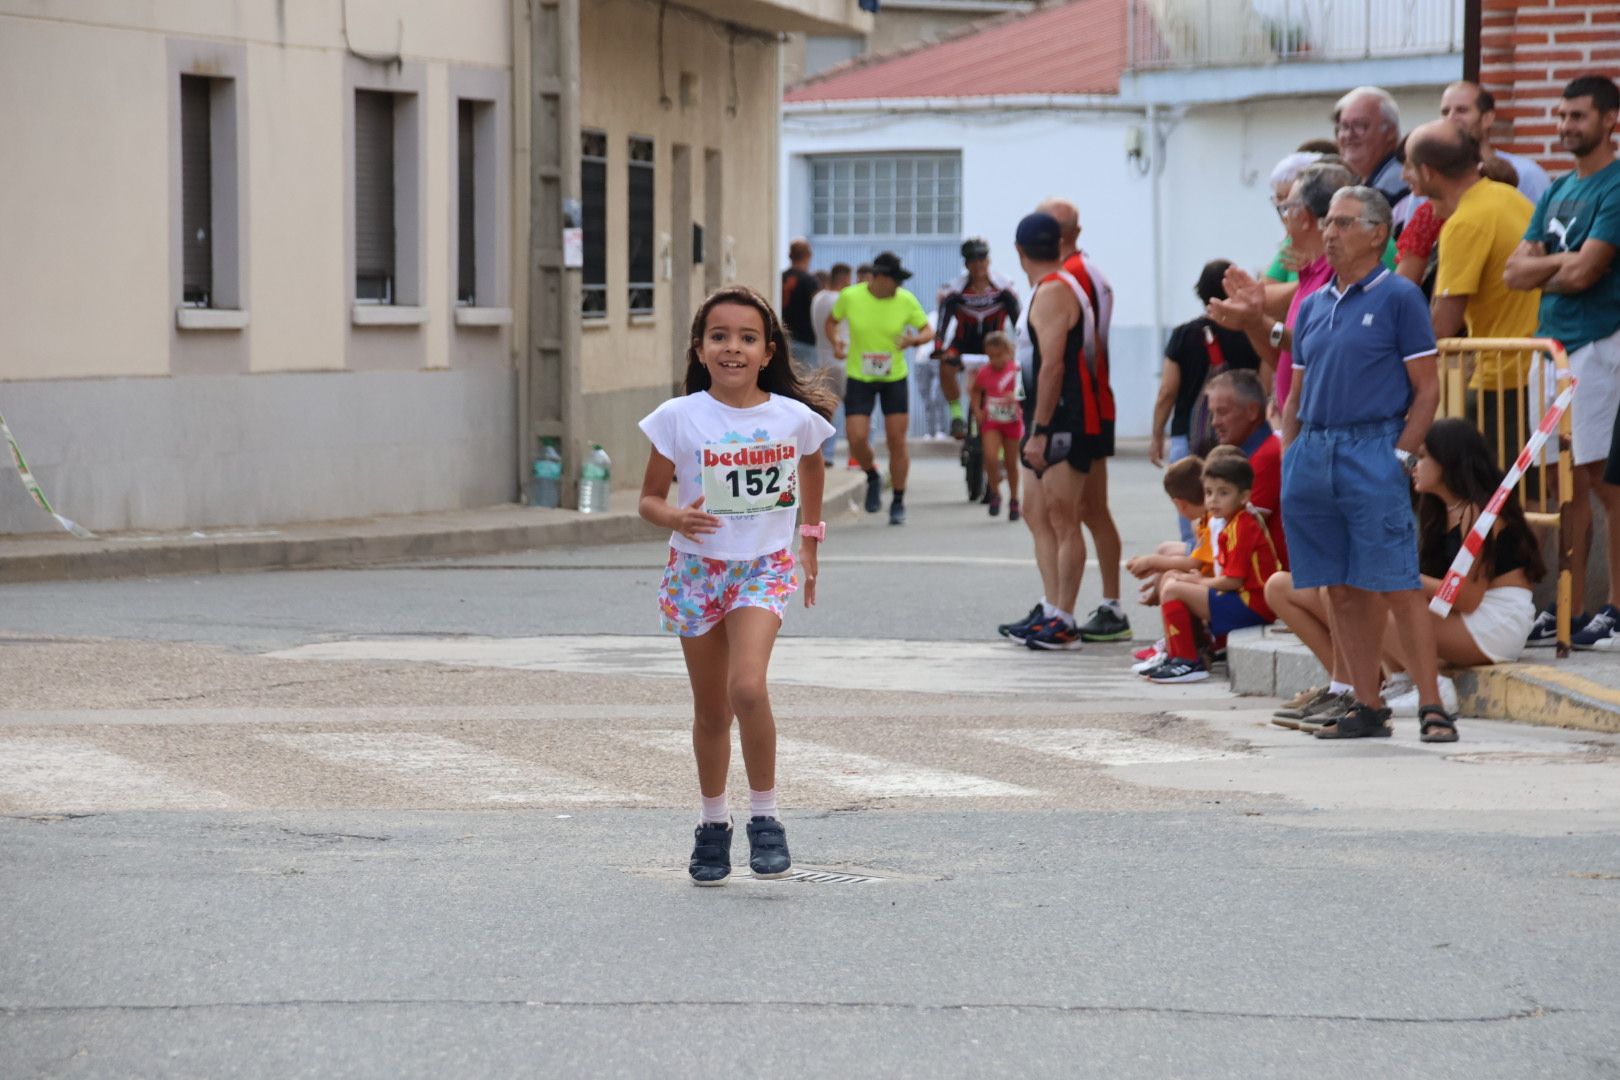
974 728 1239 767
0 737 234 813
266 635 1230 700
619 730 1040 799
256 732 644 805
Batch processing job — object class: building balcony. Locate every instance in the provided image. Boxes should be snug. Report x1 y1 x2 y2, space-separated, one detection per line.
1128 0 1464 70
703 0 874 35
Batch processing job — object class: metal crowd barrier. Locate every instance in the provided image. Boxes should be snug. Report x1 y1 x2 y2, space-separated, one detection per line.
1434 337 1575 656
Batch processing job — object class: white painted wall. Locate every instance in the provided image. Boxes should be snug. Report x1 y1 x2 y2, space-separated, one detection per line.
781 83 1447 438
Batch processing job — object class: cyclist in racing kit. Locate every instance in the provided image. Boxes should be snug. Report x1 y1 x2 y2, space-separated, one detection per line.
933 238 1022 439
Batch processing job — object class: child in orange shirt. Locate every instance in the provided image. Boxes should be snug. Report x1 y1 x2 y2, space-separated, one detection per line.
1142 454 1280 684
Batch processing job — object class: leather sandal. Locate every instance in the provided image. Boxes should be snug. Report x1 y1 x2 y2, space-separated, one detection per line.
1314 702 1394 739
1419 706 1460 743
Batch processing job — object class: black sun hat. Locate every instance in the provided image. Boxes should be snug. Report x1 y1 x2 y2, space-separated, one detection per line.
870 251 913 282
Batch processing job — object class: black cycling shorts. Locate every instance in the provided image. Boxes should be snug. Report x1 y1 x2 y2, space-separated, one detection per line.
1020 425 1093 477
845 376 909 418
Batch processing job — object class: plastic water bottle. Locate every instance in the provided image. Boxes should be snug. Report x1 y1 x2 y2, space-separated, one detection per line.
529 441 563 508
577 443 611 513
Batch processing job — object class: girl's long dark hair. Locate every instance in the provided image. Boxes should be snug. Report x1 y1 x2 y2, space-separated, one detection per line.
1417 418 1545 583
682 285 839 420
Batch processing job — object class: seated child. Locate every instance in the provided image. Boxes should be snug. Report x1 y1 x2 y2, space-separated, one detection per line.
1126 456 1211 672
969 331 1024 521
1141 453 1281 684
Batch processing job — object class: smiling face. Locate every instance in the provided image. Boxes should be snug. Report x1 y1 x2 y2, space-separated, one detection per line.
697 301 773 390
1203 477 1246 521
1556 94 1619 159
1335 93 1398 180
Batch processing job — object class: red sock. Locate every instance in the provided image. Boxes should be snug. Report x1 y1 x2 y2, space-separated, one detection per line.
1162 600 1200 661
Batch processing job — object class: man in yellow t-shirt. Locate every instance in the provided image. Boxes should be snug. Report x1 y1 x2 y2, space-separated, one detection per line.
1408 121 1540 464
827 251 932 524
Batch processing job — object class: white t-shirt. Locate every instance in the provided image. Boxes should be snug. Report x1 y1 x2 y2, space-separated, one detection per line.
638 391 835 560
810 289 843 370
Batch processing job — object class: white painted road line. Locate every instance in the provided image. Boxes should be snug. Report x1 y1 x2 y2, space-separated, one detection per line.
0 737 235 813
257 732 645 805
621 730 1040 799
266 635 1231 700
974 728 1239 767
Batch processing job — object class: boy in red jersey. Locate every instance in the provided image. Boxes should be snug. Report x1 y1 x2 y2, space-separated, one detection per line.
1142 454 1281 683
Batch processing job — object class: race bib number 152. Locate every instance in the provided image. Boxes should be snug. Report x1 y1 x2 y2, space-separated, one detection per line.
701 441 799 515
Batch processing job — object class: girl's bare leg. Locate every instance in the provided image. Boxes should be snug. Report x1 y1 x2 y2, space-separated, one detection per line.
679 623 734 797
722 606 782 793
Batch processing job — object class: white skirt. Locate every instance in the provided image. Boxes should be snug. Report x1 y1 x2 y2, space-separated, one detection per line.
1460 586 1536 664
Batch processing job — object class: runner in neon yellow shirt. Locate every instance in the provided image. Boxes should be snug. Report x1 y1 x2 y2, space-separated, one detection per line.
826 252 932 524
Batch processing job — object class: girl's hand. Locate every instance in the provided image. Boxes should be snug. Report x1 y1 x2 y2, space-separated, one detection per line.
674 496 722 542
799 542 818 607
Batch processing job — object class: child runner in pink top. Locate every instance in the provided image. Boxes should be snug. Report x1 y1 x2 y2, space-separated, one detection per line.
969 331 1024 520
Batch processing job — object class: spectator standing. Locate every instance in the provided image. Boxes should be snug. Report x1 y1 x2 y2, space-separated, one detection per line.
1150 260 1263 542
1334 87 1416 232
1039 196 1131 643
809 262 852 463
1282 186 1448 740
1505 76 1620 650
1440 80 1552 204
780 239 820 369
1406 120 1539 458
1261 152 1323 284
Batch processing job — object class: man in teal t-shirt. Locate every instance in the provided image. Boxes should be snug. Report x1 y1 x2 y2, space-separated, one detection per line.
1505 75 1620 650
827 251 931 524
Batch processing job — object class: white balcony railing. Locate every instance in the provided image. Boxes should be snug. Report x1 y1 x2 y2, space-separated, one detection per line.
1127 0 1464 70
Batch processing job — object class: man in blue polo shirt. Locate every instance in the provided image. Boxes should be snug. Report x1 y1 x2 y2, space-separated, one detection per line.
1281 186 1450 741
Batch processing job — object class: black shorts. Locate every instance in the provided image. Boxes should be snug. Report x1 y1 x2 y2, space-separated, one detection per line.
1091 418 1116 459
1019 425 1093 477
845 376 909 418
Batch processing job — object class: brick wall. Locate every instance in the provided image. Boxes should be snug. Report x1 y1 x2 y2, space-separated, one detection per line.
1479 0 1620 172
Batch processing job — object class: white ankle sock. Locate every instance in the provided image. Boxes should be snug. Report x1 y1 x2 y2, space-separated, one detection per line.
1102 599 1123 616
700 793 729 824
1053 608 1075 626
749 787 779 819
1041 601 1059 619
1328 680 1352 695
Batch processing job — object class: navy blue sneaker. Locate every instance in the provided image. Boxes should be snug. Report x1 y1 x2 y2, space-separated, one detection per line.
998 603 1044 639
1572 604 1620 651
688 821 732 887
864 472 882 513
1526 607 1592 648
746 816 791 879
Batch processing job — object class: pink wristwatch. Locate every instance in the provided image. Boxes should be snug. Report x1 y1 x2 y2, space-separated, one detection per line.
799 522 826 541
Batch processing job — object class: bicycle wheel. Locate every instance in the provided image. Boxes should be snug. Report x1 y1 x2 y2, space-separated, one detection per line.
963 432 984 502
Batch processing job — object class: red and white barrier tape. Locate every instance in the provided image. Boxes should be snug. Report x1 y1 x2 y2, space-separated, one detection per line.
1429 377 1576 618
1 410 95 539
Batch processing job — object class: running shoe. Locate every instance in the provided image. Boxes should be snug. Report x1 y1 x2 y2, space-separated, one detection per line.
1131 649 1166 675
1008 499 1021 523
1385 675 1459 717
1526 607 1592 648
1296 690 1355 732
998 603 1044 639
1142 657 1209 683
1133 640 1165 662
988 494 1002 517
1273 684 1329 720
864 472 882 513
1025 619 1084 651
950 416 966 439
688 821 732 887
745 816 791 879
1572 604 1620 651
889 500 907 526
847 456 861 470
1077 605 1132 642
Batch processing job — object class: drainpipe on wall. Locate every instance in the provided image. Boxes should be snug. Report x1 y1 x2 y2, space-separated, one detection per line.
1147 101 1164 366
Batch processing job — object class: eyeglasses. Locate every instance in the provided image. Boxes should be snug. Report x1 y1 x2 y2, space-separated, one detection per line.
1274 199 1304 219
1335 119 1376 136
1319 215 1372 230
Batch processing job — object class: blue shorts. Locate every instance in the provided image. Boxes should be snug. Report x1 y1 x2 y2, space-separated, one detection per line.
1208 590 1270 637
1281 419 1419 592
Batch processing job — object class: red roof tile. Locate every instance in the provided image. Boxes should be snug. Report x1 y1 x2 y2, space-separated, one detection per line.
785 0 1128 103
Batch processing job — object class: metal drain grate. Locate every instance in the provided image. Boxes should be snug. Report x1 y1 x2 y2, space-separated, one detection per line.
746 869 881 884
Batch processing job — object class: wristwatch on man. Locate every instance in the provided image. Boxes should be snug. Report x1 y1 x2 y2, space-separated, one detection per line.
1268 321 1286 349
1394 449 1417 475
1033 423 1054 437
799 522 826 542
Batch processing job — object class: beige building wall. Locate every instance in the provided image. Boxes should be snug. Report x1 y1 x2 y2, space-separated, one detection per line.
576 0 782 474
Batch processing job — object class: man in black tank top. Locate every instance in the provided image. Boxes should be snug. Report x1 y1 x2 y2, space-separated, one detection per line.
1011 212 1096 652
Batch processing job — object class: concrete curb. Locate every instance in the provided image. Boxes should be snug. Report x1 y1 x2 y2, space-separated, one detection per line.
1228 625 1620 733
0 472 868 584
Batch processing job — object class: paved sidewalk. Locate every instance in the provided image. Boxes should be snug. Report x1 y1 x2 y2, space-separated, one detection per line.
0 470 869 584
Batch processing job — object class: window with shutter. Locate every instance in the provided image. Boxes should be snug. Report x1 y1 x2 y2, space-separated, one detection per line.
354 90 396 304
180 75 213 307
457 99 476 306
581 130 607 319
628 136 655 315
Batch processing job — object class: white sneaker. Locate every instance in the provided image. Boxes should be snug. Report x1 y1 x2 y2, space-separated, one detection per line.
1386 676 1458 718
1131 650 1166 674
1381 673 1414 700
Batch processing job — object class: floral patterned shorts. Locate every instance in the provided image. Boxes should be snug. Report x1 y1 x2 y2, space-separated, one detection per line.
658 547 798 637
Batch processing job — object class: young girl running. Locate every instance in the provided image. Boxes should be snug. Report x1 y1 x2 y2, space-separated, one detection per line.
968 331 1023 520
637 285 836 886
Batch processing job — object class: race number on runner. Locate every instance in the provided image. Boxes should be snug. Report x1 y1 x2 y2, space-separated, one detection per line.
859 352 894 379
701 442 799 515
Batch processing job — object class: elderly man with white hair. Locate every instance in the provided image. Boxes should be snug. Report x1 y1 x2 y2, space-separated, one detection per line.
1334 86 1416 232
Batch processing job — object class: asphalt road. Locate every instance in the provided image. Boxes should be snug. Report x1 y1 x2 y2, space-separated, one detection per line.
3 454 1618 1079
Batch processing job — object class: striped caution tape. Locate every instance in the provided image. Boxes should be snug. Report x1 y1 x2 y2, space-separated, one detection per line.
0 410 96 539
1429 376 1576 618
